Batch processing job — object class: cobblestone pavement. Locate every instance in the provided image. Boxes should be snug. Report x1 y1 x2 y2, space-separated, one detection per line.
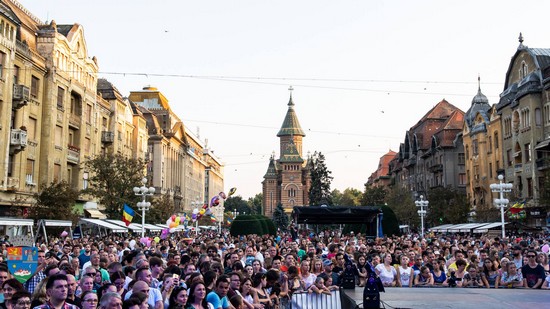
342 286 550 309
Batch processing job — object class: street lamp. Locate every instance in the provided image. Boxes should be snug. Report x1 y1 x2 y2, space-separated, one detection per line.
415 195 429 238
133 178 155 238
232 209 239 219
490 174 513 238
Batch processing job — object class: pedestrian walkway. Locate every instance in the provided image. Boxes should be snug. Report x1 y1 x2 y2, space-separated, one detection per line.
342 286 550 309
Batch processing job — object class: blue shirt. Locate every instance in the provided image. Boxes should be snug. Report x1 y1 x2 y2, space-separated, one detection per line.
206 291 230 309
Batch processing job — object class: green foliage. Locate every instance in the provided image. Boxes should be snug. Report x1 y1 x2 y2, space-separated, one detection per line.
272 203 289 231
386 187 418 228
381 205 400 236
83 154 147 219
230 215 274 236
247 193 263 215
309 151 333 206
426 187 470 226
539 162 550 214
333 188 362 206
31 181 80 223
147 192 176 224
224 195 251 214
361 184 387 206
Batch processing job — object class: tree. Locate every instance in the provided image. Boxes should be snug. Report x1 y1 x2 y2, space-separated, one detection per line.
340 188 362 206
272 203 289 231
30 181 80 223
427 187 470 226
224 196 251 214
247 193 263 215
147 192 176 224
83 154 147 219
309 151 333 206
361 184 387 206
386 187 418 228
539 161 550 214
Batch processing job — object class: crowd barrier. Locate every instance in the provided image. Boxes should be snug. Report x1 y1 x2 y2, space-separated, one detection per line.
290 290 341 309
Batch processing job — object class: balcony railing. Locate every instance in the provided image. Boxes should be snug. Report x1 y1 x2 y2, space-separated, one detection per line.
514 163 523 173
69 113 81 128
101 131 115 143
67 144 80 164
536 158 550 170
429 163 443 173
6 177 19 190
10 129 28 154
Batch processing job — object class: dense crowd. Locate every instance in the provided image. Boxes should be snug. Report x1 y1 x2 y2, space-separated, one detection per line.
0 224 548 309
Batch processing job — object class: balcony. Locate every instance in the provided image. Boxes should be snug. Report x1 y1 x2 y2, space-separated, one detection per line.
536 158 550 170
67 144 80 164
13 84 30 109
10 129 28 154
101 131 115 143
429 163 443 173
404 157 417 168
69 113 81 129
6 177 19 191
514 163 523 173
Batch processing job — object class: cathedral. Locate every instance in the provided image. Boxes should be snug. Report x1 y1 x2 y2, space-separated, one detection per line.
262 91 311 218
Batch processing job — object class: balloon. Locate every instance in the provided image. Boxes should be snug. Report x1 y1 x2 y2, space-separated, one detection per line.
219 192 227 200
145 239 151 247
60 231 68 237
228 187 237 196
169 222 177 228
166 218 172 225
154 236 160 243
160 229 169 239
210 196 220 207
191 213 197 220
175 217 181 225
140 237 148 245
199 209 206 215
193 208 199 214
205 208 212 215
169 228 176 233
542 244 549 253
180 216 186 223
129 240 136 249
171 215 176 221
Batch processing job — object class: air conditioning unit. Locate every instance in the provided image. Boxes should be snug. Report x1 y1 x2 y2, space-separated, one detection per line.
13 84 30 102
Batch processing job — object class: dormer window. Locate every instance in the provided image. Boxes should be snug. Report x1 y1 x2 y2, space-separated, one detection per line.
520 61 528 79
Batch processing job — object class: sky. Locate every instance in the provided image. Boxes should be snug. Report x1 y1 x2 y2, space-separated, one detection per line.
19 0 550 199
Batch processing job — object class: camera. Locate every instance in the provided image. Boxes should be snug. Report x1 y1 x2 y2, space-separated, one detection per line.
448 271 457 287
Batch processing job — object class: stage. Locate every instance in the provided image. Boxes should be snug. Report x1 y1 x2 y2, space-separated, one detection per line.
341 286 550 309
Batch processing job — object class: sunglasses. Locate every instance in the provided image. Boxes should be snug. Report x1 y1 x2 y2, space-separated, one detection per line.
85 272 97 277
527 255 536 258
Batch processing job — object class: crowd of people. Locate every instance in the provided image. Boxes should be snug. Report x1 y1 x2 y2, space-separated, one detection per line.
0 224 548 309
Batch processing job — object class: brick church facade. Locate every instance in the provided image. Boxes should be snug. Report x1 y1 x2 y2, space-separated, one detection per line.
262 93 311 217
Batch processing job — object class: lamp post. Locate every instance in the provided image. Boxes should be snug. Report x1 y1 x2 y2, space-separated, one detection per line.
133 178 155 238
415 195 429 238
232 209 239 219
490 174 513 238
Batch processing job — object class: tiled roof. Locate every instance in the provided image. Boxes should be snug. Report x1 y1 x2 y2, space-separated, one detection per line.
279 140 304 163
263 158 277 178
277 95 305 137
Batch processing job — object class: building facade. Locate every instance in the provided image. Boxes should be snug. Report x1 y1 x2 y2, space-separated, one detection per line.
496 36 550 227
366 150 397 188
262 94 311 217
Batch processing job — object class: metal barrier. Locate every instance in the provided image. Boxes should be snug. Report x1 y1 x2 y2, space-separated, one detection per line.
291 290 341 309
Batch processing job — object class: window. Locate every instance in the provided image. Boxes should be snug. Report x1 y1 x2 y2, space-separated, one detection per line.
494 132 499 149
527 178 533 198
13 65 19 84
57 87 65 109
458 153 465 165
0 51 4 79
472 140 479 155
535 108 542 126
31 76 39 97
520 62 528 79
26 159 35 185
503 117 512 137
488 136 492 153
55 126 63 147
27 117 37 141
524 143 531 162
507 149 513 166
521 108 530 129
53 164 61 183
545 103 550 125
86 104 92 123
84 138 90 154
465 146 469 160
489 162 493 179
83 172 89 190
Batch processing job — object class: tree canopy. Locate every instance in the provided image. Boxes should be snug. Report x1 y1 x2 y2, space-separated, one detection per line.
83 154 147 219
30 181 80 223
272 203 289 231
309 151 333 206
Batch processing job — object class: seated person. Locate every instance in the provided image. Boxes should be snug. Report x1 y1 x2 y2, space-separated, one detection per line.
463 265 483 288
500 263 525 288
414 266 433 287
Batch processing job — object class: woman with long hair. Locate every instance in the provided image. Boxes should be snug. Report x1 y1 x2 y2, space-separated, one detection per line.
311 258 324 277
167 287 188 309
252 273 273 309
375 253 397 287
299 260 316 289
239 277 258 309
1 279 25 309
185 282 212 309
481 258 500 288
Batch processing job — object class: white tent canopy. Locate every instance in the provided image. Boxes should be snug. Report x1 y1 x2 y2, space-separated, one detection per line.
104 220 143 232
430 222 507 234
0 218 34 238
35 220 73 244
79 218 128 233
473 222 508 233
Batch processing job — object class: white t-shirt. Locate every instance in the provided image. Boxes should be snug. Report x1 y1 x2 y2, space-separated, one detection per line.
124 287 163 308
398 266 412 287
376 264 397 285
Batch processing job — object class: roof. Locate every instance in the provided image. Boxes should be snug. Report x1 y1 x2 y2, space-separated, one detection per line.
279 139 304 163
0 1 20 25
277 95 305 137
292 206 381 224
263 157 277 178
79 218 128 233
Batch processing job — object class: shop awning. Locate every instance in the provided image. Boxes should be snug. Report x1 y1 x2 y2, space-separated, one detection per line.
0 218 34 226
41 220 73 227
144 224 164 231
473 222 508 233
429 224 453 232
535 139 550 150
84 209 107 219
79 218 127 233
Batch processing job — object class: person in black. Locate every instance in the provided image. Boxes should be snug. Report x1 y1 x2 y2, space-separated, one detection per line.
522 250 545 289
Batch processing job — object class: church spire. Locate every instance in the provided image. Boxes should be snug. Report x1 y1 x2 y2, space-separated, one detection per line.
277 86 305 137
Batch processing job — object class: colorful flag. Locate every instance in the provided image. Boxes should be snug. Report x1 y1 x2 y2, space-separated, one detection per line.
122 204 135 226
509 202 524 214
226 217 233 225
210 214 217 223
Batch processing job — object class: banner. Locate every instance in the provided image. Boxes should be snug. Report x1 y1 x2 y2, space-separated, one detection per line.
7 247 38 283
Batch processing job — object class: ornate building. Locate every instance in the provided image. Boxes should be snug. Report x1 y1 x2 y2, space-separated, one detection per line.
463 80 503 221
366 150 397 188
496 35 550 227
262 92 311 217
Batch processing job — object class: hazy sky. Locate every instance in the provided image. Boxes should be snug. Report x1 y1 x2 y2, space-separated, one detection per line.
19 0 549 199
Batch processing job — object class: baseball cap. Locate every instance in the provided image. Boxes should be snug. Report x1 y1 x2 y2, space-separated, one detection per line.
229 244 235 249
323 259 333 266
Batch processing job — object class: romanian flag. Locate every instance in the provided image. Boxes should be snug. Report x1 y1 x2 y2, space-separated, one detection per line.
210 214 217 223
122 204 135 226
226 217 233 225
509 202 524 214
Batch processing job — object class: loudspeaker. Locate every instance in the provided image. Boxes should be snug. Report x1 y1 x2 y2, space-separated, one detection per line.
363 277 381 309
